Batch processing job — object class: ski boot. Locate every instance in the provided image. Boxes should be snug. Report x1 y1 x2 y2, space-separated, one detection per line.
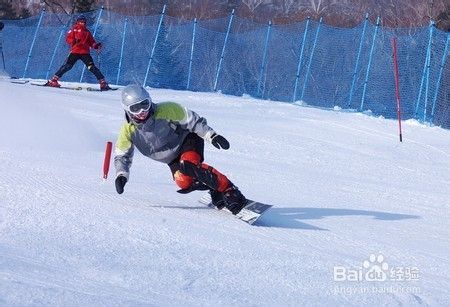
45 75 61 87
99 79 112 91
223 185 247 215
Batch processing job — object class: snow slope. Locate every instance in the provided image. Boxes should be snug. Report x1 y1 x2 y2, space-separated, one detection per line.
1 80 449 306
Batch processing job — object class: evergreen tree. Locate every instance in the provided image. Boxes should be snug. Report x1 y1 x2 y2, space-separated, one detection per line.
0 0 16 19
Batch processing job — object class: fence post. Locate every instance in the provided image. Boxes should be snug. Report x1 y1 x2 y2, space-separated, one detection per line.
348 13 369 108
293 17 310 102
257 20 272 98
430 33 449 124
144 5 166 87
300 17 322 101
214 9 234 92
46 20 68 80
116 17 128 85
23 8 45 79
187 18 197 90
80 6 104 83
422 20 435 122
360 16 380 111
415 20 434 118
391 37 403 142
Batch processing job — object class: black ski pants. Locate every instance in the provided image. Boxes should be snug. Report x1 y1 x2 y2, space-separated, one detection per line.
55 53 104 80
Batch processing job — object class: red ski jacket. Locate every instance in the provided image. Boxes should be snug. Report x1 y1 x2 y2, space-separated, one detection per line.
66 24 99 54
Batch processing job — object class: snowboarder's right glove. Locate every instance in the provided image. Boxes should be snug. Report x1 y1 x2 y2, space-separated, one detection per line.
210 133 230 150
115 175 127 194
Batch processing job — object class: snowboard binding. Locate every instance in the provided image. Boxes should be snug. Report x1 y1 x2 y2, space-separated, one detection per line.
180 161 247 214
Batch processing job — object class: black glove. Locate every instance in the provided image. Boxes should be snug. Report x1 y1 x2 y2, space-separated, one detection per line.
93 42 102 50
115 175 127 194
211 133 230 150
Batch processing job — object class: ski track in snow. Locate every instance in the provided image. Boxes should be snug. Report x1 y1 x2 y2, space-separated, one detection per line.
0 80 449 305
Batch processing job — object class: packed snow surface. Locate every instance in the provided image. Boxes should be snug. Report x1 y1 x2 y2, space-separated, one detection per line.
1 80 449 305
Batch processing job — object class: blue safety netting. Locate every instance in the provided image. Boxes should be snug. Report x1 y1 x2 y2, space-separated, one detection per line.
0 8 448 128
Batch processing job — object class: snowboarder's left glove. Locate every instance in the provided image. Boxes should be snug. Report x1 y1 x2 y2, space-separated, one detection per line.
211 133 230 150
115 175 127 194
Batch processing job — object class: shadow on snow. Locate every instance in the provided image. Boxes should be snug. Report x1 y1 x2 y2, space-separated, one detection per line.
256 207 420 230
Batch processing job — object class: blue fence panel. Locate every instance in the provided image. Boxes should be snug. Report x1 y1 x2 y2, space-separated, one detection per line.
1 17 40 78
264 22 309 102
189 23 225 92
219 16 267 97
0 9 448 128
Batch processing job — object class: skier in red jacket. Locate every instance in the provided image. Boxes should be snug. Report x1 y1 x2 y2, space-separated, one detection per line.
46 15 111 90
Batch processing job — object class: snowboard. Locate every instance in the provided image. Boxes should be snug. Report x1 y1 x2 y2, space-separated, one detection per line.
199 193 272 225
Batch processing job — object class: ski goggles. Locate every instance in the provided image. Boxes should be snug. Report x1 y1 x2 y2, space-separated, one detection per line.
126 99 152 114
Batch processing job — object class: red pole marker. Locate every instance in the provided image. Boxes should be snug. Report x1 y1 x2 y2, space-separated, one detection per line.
103 141 113 179
391 37 403 142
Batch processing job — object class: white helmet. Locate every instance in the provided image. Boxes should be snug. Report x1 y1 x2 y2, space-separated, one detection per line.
121 84 154 124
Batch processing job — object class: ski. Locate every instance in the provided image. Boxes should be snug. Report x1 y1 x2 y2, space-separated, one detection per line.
10 79 29 84
30 82 83 90
199 193 272 225
86 87 119 91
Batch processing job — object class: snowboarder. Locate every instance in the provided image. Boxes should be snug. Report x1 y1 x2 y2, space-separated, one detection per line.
114 84 248 215
45 15 111 90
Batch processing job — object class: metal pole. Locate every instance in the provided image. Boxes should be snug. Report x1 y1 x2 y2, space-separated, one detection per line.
214 9 235 92
80 6 104 82
257 21 272 97
144 5 166 87
430 33 449 124
300 17 322 101
391 37 403 142
23 9 45 79
293 17 310 102
422 21 435 122
348 13 369 108
187 18 197 90
0 22 5 70
0 28 6 71
46 21 69 80
116 18 128 85
360 16 380 111
415 20 434 118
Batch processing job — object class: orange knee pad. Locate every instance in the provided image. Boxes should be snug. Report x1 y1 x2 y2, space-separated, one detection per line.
174 151 202 189
174 170 193 189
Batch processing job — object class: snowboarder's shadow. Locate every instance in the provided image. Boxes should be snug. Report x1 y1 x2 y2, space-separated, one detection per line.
257 207 420 230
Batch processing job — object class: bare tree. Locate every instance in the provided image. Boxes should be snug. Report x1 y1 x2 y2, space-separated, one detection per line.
241 0 264 13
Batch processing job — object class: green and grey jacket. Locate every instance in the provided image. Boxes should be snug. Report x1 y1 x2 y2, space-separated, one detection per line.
114 102 215 179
